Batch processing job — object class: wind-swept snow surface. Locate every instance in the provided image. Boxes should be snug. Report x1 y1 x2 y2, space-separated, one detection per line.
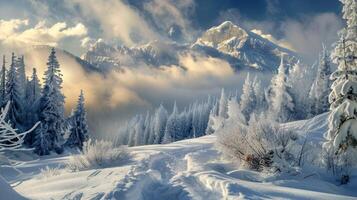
3 114 357 200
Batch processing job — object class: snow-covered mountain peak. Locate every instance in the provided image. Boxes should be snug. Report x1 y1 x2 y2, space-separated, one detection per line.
192 21 298 70
196 21 248 49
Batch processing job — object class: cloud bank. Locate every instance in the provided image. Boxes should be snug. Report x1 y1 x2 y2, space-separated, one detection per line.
68 0 161 46
0 19 87 47
281 13 343 61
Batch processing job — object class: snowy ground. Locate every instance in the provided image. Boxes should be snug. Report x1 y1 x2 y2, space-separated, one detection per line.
2 114 357 200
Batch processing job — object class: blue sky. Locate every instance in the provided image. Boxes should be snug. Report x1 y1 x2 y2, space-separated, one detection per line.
0 0 343 58
183 0 340 27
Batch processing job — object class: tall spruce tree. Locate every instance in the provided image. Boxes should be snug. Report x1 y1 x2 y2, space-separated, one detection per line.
26 68 42 107
151 104 168 144
24 68 42 145
218 88 228 118
36 48 65 154
163 102 179 144
266 54 294 122
16 55 27 99
0 56 6 107
134 115 145 146
5 53 23 130
65 90 89 150
288 60 316 119
127 116 139 147
240 73 255 121
311 45 332 115
33 124 51 155
142 112 151 145
323 0 357 184
252 76 266 113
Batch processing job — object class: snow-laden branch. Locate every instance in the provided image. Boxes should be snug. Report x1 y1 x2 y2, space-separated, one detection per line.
0 101 40 152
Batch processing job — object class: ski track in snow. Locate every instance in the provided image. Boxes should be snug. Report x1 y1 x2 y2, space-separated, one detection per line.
106 137 219 200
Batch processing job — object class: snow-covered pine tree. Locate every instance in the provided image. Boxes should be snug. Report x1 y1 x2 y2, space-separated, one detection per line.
0 56 6 107
36 48 65 154
185 105 194 138
134 115 145 146
163 102 179 143
127 116 139 147
16 56 27 99
205 101 219 135
177 111 188 140
323 0 357 184
218 88 228 118
26 68 42 108
240 73 256 121
142 112 151 145
197 99 212 137
5 53 24 130
311 44 332 115
266 54 294 122
288 60 316 119
65 90 89 150
24 68 42 145
211 100 219 117
227 98 246 124
252 76 266 113
191 102 200 138
33 124 51 156
151 104 168 144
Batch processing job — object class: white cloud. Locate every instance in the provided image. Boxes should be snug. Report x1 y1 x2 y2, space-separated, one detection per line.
69 0 160 46
281 13 343 60
250 29 295 51
0 19 87 47
0 19 29 35
143 0 196 40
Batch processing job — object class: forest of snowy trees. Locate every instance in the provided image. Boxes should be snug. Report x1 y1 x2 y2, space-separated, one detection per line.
116 98 214 146
0 48 89 156
117 46 333 147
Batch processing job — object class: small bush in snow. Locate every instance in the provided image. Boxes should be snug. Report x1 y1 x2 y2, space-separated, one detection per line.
217 119 301 172
38 166 65 179
66 139 130 171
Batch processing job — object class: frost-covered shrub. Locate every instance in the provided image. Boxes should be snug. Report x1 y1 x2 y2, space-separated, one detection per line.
38 166 66 179
217 119 301 172
67 139 129 171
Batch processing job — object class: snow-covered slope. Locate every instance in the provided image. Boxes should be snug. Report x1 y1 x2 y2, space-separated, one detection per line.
82 21 299 72
3 113 356 200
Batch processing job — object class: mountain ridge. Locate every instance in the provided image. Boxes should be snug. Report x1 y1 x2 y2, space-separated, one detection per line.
82 21 299 72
